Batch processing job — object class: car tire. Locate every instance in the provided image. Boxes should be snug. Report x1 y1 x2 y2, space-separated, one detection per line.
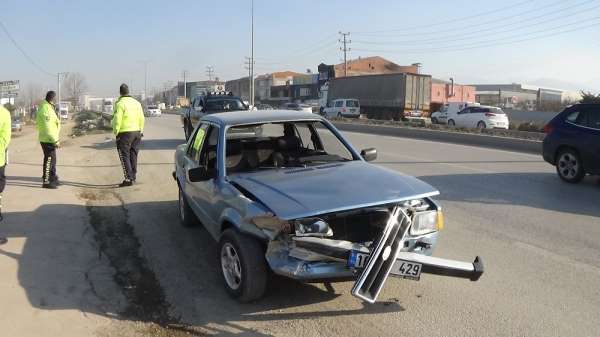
178 186 198 227
431 117 438 124
337 112 342 118
218 229 268 302
448 119 455 126
477 121 486 129
556 148 585 183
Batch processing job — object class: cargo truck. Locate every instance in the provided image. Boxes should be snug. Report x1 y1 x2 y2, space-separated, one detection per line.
320 73 432 120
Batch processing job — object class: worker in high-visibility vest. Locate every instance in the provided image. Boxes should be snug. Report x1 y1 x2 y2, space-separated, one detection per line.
0 104 12 245
36 91 61 189
112 84 145 187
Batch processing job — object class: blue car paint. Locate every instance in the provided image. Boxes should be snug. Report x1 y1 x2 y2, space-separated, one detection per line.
542 104 600 174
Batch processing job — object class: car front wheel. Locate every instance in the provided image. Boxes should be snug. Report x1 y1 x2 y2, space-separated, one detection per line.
218 229 268 302
556 149 585 183
448 119 455 126
477 121 486 129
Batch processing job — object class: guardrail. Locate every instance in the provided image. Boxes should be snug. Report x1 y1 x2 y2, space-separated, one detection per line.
332 121 542 155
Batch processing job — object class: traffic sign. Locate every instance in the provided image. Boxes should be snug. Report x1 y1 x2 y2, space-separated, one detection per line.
0 80 20 93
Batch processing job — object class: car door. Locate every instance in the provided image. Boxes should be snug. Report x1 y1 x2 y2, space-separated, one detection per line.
334 100 344 116
455 107 470 127
580 106 600 173
185 124 221 237
182 123 211 223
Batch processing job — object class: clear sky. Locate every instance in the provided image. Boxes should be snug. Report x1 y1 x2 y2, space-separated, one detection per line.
1 0 599 97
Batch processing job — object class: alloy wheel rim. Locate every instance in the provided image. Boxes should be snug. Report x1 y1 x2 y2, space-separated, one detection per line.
221 243 242 290
558 153 579 179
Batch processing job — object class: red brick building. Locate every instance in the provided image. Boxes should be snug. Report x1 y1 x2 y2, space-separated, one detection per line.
431 78 476 104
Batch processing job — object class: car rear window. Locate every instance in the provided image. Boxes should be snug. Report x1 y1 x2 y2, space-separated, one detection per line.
346 100 359 107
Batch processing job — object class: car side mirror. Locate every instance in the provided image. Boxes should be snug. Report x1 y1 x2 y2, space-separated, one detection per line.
188 166 216 182
361 148 377 162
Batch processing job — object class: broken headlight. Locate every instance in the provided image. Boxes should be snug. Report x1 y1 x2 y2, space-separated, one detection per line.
410 210 444 236
294 218 333 238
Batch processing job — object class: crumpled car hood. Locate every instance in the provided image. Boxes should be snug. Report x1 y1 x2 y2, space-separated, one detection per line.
229 161 439 220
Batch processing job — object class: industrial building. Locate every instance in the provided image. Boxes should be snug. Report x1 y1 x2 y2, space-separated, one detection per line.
471 83 563 111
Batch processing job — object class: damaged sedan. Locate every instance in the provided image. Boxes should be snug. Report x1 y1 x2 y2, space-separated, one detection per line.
173 110 483 303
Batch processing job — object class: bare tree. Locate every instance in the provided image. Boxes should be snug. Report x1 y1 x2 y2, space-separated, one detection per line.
17 82 44 118
580 91 600 104
62 72 88 107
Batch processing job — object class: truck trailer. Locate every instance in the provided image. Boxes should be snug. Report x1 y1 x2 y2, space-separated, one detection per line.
323 73 432 120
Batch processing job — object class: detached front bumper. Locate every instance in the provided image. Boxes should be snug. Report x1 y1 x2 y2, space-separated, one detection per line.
265 206 484 303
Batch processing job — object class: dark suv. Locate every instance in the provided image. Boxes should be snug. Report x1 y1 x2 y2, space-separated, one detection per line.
542 103 600 183
181 92 248 139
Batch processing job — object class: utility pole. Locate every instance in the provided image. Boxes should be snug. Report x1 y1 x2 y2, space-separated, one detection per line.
57 72 68 111
182 70 188 99
244 57 255 102
206 66 214 81
250 0 255 107
142 61 149 106
339 32 351 77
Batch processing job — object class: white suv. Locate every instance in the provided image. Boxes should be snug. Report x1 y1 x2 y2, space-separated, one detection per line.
447 105 509 129
321 99 360 118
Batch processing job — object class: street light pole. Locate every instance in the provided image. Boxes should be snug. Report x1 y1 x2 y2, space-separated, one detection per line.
250 0 255 107
57 72 68 111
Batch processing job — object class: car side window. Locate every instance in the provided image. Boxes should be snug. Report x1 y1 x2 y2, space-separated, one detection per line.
335 100 343 108
566 110 580 123
295 123 317 151
199 126 219 171
584 109 600 129
458 108 469 114
188 123 210 161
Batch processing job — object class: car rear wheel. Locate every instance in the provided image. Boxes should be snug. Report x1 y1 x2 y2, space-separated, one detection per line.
178 187 198 227
218 229 268 302
337 112 342 118
448 119 455 126
556 149 585 183
477 121 486 129
431 117 438 124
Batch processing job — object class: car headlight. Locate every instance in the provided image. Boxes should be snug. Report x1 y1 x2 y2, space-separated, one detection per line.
410 210 444 236
294 218 333 237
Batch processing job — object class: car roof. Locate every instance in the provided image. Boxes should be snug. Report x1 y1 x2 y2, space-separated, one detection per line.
202 109 322 126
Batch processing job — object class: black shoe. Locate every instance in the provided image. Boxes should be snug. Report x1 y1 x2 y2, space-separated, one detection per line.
42 183 58 189
0 237 7 245
119 180 133 187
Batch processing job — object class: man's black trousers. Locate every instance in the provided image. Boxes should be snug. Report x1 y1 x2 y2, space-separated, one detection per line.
117 131 141 182
41 142 58 184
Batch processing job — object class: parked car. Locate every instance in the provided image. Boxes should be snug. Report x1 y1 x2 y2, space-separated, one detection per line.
180 91 248 140
145 105 162 117
542 103 600 183
321 98 360 118
431 102 479 124
173 110 484 303
256 104 273 110
282 102 313 113
447 105 509 129
11 119 22 132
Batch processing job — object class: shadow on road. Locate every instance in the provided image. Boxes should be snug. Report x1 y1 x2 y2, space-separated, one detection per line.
0 199 402 336
418 172 600 218
81 138 185 151
11 162 173 168
7 176 118 189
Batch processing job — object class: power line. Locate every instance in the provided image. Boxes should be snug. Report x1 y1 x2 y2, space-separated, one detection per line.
352 0 587 38
0 20 54 77
352 17 600 54
351 0 536 35
352 0 600 46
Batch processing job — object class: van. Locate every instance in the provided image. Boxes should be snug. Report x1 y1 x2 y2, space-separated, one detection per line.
321 98 360 118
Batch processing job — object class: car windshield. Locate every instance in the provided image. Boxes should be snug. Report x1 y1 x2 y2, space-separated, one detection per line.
225 121 355 174
205 98 246 112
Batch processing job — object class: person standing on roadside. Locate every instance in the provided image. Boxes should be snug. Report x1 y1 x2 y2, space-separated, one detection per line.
36 91 61 189
0 104 12 245
112 84 144 187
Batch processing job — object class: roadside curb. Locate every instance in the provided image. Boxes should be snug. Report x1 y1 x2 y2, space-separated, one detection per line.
332 122 542 155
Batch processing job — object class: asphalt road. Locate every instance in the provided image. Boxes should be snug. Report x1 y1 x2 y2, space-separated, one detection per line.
2 114 599 337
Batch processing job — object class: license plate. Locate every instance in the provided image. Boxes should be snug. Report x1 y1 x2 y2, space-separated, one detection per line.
348 250 369 268
390 259 422 281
